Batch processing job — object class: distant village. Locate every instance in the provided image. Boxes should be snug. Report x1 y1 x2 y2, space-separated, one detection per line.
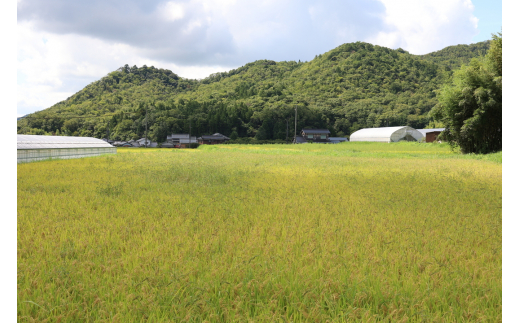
105 133 231 148
105 126 444 148
17 126 445 163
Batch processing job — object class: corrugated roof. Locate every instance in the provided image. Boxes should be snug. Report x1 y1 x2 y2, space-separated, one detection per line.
417 128 445 136
17 135 114 149
167 134 190 140
199 133 230 140
329 137 348 141
179 139 197 144
212 133 230 139
302 129 331 134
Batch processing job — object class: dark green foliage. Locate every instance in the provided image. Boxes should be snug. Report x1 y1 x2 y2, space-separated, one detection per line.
17 41 490 140
431 34 501 154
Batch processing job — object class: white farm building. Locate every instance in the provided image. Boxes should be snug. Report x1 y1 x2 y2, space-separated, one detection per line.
17 135 116 163
349 126 424 143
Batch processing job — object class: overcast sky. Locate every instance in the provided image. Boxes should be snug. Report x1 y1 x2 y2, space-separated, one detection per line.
17 0 502 117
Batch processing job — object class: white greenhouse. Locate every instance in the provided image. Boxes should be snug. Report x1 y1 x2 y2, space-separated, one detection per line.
349 126 424 143
17 135 116 163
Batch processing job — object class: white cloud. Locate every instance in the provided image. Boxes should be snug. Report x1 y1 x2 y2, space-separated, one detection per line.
17 21 232 116
160 2 185 22
17 0 482 115
368 0 479 54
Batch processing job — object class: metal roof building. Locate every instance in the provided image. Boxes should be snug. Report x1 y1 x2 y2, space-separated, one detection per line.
197 133 230 145
417 128 445 137
349 126 423 143
417 128 445 143
301 129 331 135
329 137 349 144
17 135 116 163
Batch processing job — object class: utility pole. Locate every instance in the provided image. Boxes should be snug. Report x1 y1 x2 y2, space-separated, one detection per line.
294 106 298 144
106 120 110 143
286 119 289 144
145 108 148 148
189 118 192 149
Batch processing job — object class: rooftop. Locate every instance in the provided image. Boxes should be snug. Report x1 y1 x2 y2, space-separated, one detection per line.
199 133 230 140
302 129 331 134
17 135 114 149
417 128 445 135
167 134 191 140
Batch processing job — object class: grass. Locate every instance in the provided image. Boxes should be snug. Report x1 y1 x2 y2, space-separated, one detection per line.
17 143 502 322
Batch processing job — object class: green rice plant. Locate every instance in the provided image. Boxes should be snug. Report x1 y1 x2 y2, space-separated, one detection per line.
18 143 501 322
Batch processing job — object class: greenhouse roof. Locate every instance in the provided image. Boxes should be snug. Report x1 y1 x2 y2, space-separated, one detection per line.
17 135 115 149
350 126 424 143
350 126 408 139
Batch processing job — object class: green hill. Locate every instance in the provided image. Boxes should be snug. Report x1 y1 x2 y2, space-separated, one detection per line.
417 41 490 70
17 41 490 141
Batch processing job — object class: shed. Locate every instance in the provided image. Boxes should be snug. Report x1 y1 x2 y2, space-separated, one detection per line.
293 136 308 144
417 128 445 143
329 137 349 144
17 135 116 163
349 126 423 143
167 134 197 145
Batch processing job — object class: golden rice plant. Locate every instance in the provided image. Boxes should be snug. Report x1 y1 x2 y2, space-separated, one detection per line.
18 143 501 322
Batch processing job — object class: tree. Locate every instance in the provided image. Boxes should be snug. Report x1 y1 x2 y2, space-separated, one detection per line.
63 119 80 134
430 32 501 154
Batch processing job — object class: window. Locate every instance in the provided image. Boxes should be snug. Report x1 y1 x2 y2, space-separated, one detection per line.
307 134 313 138
321 135 326 139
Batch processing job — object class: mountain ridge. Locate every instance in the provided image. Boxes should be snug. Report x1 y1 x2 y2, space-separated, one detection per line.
17 40 490 141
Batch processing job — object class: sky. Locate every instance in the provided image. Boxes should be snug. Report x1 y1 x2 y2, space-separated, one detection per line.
16 0 502 117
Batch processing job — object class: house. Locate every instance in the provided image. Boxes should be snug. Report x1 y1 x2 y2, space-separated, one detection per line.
349 126 423 143
417 128 445 143
197 133 230 145
167 134 197 144
293 129 332 143
301 129 331 142
166 134 198 148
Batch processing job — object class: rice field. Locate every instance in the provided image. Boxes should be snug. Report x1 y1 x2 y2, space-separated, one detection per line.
17 143 502 322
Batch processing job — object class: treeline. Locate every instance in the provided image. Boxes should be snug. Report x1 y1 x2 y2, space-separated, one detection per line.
17 41 490 141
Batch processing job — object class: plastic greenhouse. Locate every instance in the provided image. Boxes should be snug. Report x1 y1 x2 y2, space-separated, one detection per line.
349 126 424 143
17 135 116 163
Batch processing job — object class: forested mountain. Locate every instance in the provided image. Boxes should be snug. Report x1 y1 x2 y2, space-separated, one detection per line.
417 41 490 70
17 41 490 141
